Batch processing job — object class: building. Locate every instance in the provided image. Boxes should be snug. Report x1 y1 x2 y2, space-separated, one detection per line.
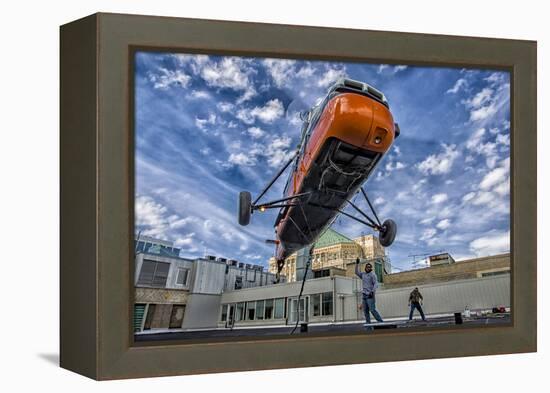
383 253 510 288
268 228 387 282
217 252 511 329
135 234 181 257
134 250 193 332
217 273 510 328
428 252 456 266
135 236 511 334
134 237 283 332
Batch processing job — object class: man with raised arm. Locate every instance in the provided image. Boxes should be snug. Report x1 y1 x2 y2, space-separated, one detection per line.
355 258 384 327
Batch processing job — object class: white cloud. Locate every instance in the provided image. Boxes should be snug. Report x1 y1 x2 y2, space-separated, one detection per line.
436 219 451 230
148 68 191 89
263 59 296 88
173 53 210 71
136 195 168 232
247 126 265 139
470 103 498 121
236 99 284 124
446 78 467 94
465 127 500 168
462 83 508 123
417 144 459 175
420 228 437 241
188 90 210 99
224 135 293 169
479 165 509 190
174 235 196 249
431 193 448 204
469 231 510 256
265 136 294 167
412 178 427 192
135 196 198 241
385 161 406 172
200 57 256 102
494 181 510 196
496 133 510 146
378 64 407 74
374 197 385 205
317 67 347 88
396 191 409 201
484 72 504 85
420 217 435 225
296 65 315 78
195 113 217 131
227 152 256 167
466 128 486 150
217 102 234 112
462 192 476 202
465 88 493 108
471 191 493 206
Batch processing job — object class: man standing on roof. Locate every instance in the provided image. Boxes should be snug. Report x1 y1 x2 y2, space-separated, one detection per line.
355 258 384 327
408 287 427 321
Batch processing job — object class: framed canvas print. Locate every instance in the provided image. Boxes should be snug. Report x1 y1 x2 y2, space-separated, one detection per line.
60 12 537 380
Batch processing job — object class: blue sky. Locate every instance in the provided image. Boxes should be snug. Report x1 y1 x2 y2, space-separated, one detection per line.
134 52 510 272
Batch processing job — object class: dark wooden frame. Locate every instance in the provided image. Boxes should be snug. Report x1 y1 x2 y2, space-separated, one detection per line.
60 12 537 380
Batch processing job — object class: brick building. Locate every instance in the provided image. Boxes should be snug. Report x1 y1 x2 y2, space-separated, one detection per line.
382 253 510 288
134 237 282 332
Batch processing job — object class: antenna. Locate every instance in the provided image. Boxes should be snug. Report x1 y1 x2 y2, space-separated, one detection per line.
408 250 445 269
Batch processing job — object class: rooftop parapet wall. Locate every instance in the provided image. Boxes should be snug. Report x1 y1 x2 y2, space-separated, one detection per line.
383 253 510 288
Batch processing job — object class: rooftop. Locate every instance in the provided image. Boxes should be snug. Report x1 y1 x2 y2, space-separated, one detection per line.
313 228 355 249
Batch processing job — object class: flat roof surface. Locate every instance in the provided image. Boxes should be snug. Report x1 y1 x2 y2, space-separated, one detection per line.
135 313 511 343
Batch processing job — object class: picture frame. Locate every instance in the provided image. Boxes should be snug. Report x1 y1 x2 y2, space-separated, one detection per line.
60 12 536 380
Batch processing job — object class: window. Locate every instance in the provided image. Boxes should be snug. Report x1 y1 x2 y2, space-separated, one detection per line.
311 294 321 316
481 270 509 277
274 298 285 319
314 269 330 278
246 301 256 320
375 262 384 283
235 302 245 321
322 292 333 316
235 276 243 290
137 260 170 287
221 304 228 322
265 299 274 319
176 268 189 286
309 292 333 317
256 300 265 320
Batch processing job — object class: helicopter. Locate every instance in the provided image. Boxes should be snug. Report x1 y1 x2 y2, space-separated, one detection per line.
238 78 400 279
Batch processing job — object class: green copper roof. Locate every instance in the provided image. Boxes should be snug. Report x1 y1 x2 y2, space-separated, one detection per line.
313 228 355 249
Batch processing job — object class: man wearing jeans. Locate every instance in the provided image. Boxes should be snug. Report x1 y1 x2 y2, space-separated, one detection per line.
408 287 427 321
355 258 384 326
